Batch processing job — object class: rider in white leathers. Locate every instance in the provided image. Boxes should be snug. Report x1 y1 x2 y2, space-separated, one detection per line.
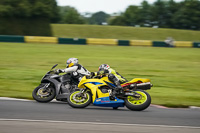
57 58 90 81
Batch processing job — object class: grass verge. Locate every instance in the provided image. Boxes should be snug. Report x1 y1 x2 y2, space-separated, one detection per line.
51 24 200 41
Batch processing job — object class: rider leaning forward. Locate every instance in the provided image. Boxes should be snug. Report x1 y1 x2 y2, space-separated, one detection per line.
91 64 127 98
57 59 127 98
57 58 91 82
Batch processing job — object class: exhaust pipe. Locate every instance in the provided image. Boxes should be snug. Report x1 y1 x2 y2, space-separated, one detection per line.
131 82 152 90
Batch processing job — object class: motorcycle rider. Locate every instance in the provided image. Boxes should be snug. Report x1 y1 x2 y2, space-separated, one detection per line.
91 64 127 99
57 58 91 82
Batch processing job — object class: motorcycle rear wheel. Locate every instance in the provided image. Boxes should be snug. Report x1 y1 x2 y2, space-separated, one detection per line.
32 83 56 103
67 91 91 108
125 89 151 111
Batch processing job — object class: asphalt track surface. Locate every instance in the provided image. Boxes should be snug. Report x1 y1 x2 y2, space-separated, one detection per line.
0 98 200 133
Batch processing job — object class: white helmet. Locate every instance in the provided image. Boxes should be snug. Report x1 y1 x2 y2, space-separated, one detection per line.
66 58 78 68
98 64 110 71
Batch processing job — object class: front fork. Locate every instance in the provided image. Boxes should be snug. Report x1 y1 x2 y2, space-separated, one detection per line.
76 88 88 98
42 83 50 92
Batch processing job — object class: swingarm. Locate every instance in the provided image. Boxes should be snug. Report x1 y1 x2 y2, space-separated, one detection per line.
124 90 142 98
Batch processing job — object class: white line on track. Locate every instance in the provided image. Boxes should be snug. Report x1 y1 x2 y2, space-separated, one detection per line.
0 97 32 101
1 97 200 129
0 97 57 102
0 118 199 129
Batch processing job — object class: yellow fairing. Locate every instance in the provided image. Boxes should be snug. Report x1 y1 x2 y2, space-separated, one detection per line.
123 78 151 84
78 76 88 88
78 76 151 102
78 76 111 102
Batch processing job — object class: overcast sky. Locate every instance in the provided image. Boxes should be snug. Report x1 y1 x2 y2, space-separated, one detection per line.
56 0 184 14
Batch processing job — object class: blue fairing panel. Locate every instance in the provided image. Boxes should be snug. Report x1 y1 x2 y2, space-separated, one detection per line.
104 81 116 87
84 82 103 85
93 97 124 108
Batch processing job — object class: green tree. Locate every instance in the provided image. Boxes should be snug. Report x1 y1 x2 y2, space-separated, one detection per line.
110 0 200 30
0 0 59 20
123 5 141 26
109 15 126 26
139 0 152 27
150 0 169 27
164 0 180 28
109 3 150 27
59 6 85 24
0 0 32 17
89 11 110 25
0 0 59 36
172 0 200 30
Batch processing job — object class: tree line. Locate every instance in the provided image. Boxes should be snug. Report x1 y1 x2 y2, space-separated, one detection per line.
0 0 200 36
109 0 200 30
0 0 58 36
58 0 200 30
57 0 200 30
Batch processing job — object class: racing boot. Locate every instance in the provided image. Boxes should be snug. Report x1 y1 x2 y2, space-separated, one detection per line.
108 74 123 100
110 81 123 100
113 78 123 92
109 89 116 100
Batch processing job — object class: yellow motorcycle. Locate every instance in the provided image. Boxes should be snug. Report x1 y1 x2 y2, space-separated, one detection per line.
67 76 153 111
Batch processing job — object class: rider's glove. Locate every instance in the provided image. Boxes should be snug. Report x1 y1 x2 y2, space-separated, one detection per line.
97 70 104 75
57 69 64 73
90 72 95 78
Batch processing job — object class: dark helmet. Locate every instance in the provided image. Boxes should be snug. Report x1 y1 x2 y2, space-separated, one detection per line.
98 64 110 71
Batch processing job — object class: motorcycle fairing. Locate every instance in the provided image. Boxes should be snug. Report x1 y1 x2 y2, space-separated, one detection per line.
93 97 124 108
104 81 116 87
84 82 110 102
123 78 150 84
83 82 104 85
79 76 114 102
42 78 62 96
78 76 151 103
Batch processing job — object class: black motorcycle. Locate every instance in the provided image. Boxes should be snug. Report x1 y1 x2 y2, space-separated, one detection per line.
32 64 79 103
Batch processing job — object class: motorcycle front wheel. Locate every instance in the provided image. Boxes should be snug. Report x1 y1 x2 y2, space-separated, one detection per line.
67 90 91 108
125 89 151 111
32 83 56 103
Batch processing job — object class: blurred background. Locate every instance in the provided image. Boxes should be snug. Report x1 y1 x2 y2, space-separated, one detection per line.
1 0 200 36
0 0 200 107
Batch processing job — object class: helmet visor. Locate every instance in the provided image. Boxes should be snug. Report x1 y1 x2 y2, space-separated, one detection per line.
67 63 74 68
66 59 72 67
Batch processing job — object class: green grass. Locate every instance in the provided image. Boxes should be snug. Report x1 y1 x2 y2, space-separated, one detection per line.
52 24 200 41
0 42 200 107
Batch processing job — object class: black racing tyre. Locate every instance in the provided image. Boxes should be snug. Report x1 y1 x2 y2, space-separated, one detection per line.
67 90 92 108
125 89 151 111
32 83 56 103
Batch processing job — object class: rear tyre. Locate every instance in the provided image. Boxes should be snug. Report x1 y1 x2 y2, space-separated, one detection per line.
125 89 151 111
32 83 56 103
67 90 91 108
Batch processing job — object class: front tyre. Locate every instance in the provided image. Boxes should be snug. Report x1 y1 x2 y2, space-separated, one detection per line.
67 90 91 108
125 89 151 111
32 83 56 103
